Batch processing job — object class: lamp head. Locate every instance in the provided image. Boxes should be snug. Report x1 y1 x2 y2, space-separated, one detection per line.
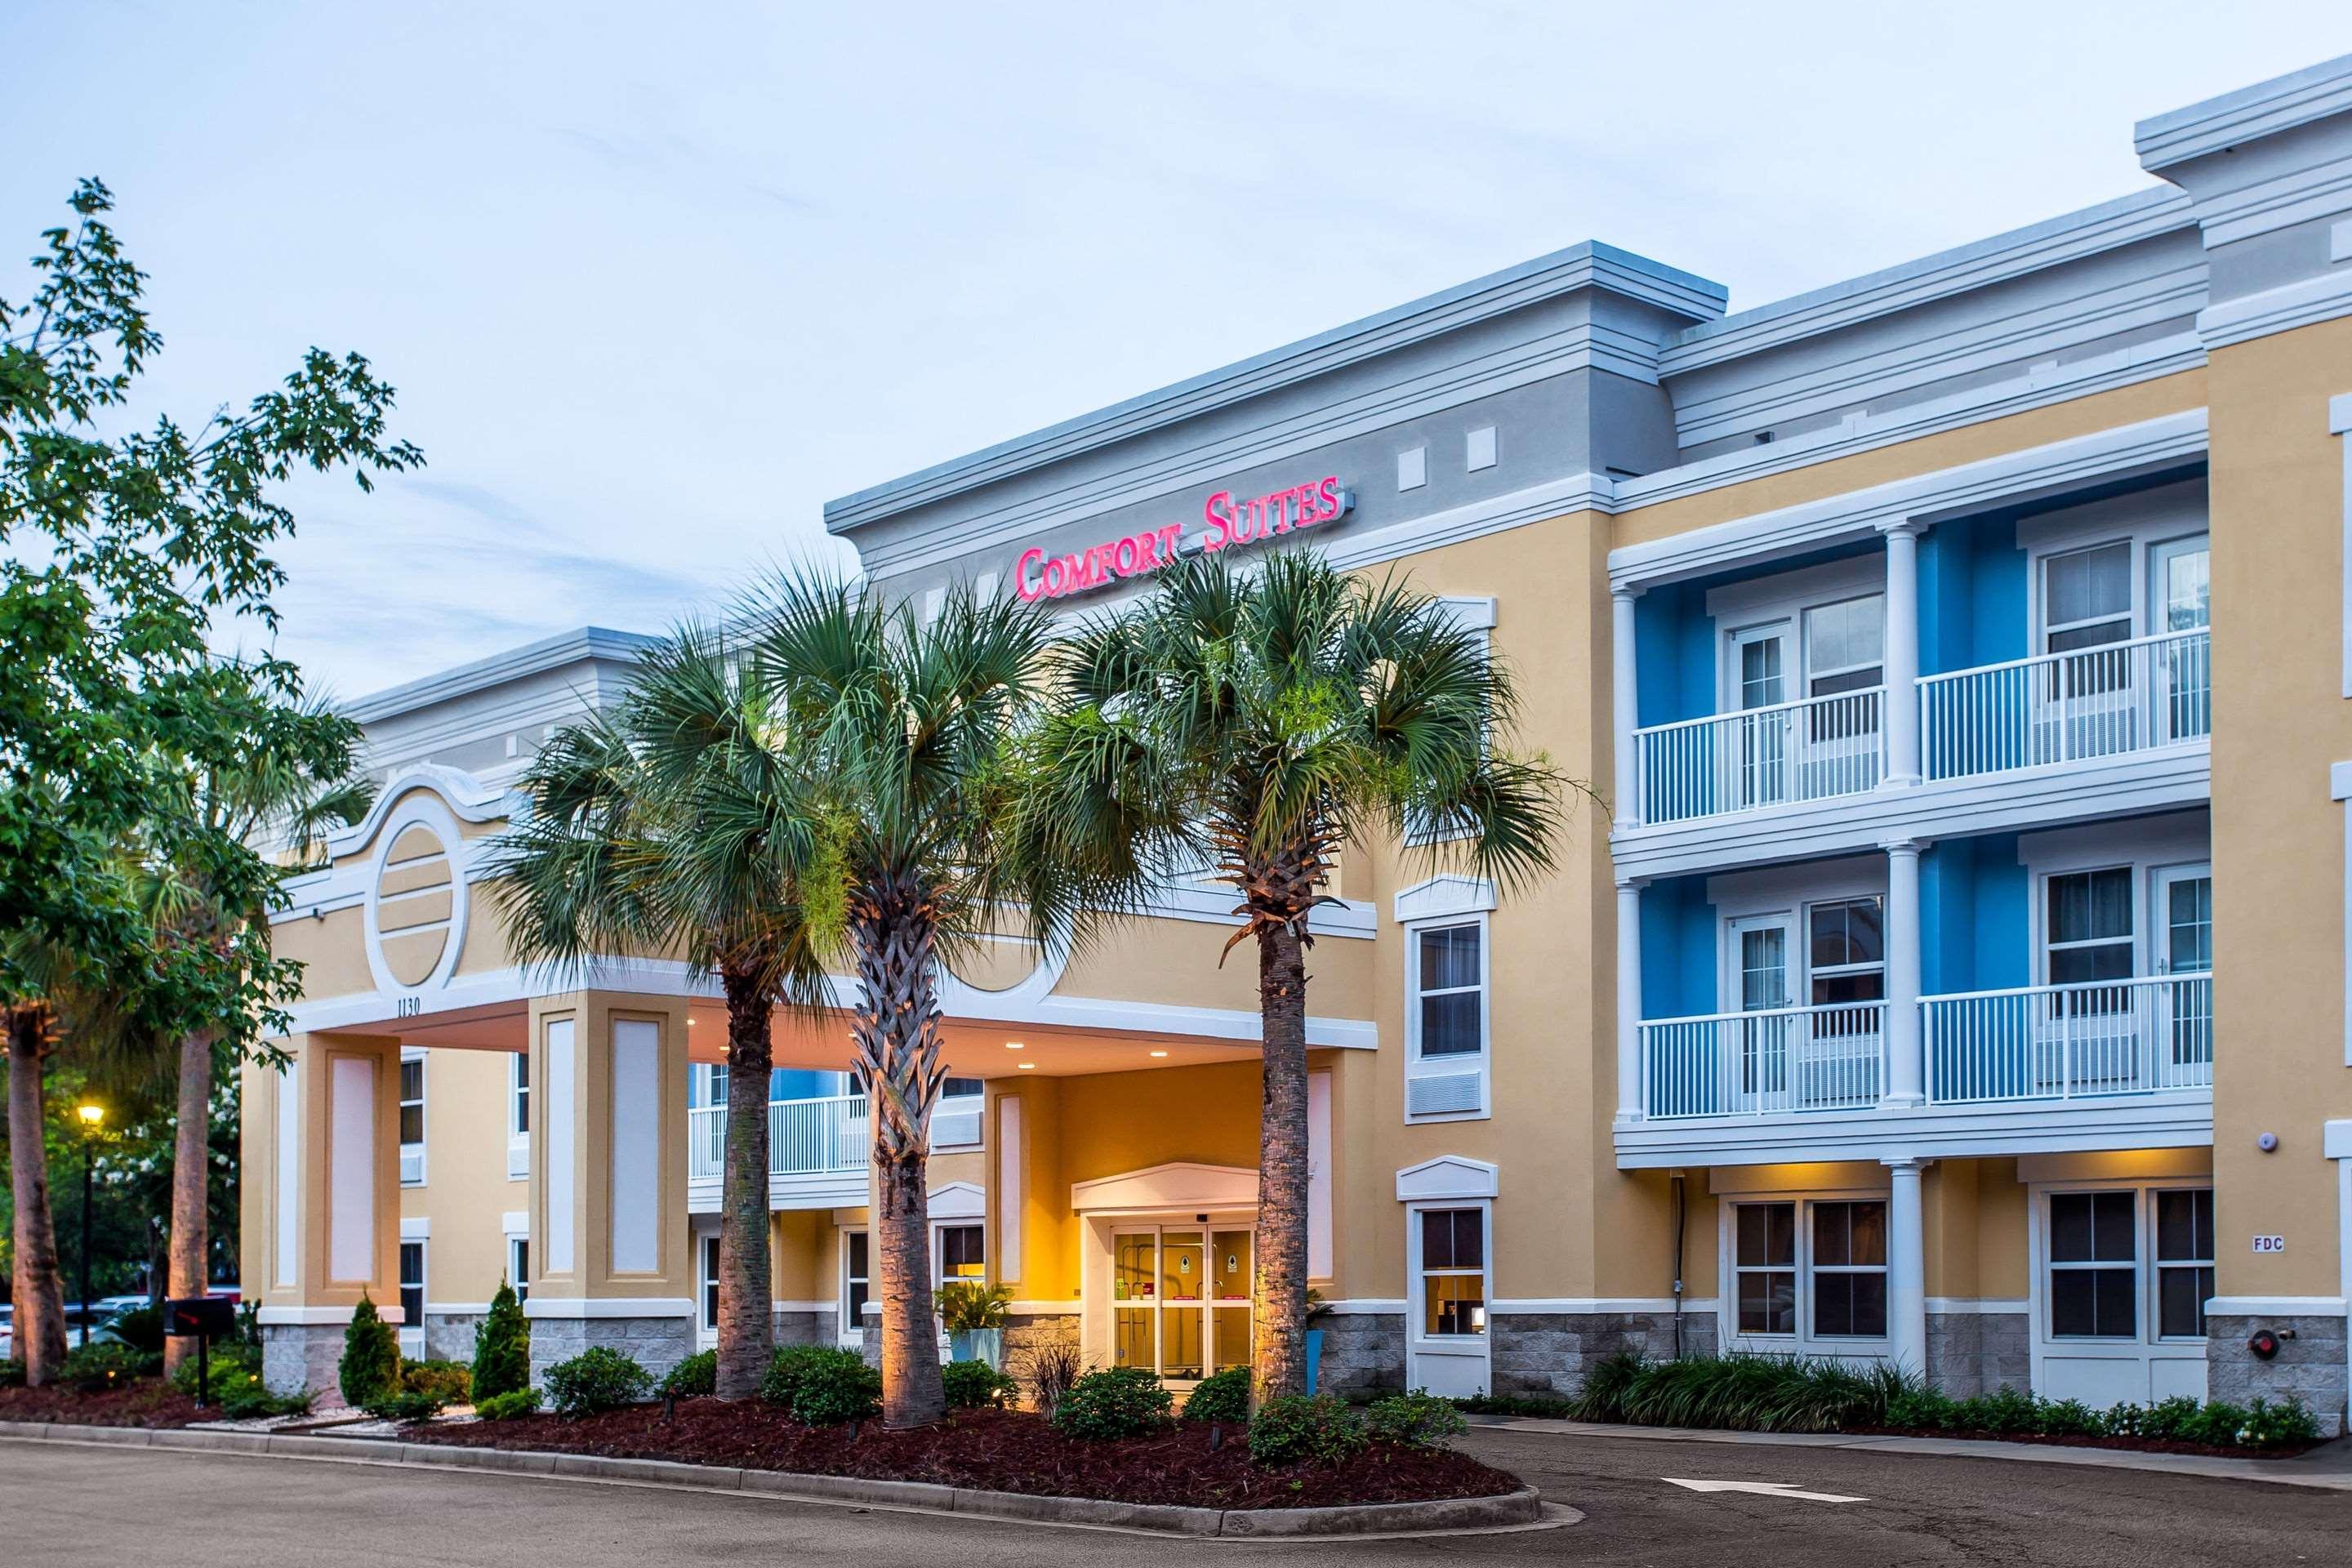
76 1102 104 1128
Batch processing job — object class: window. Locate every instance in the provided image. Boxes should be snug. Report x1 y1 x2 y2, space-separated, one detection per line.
701 1234 721 1331
842 1231 870 1339
1735 1202 1797 1334
1810 1201 1888 1338
399 1056 425 1186
1414 924 1483 1058
942 1077 983 1099
2046 868 2134 986
510 1051 530 1136
937 1224 985 1286
2042 542 2132 654
2048 1191 2138 1339
706 1064 728 1108
1418 1209 1486 1337
509 1238 530 1305
1803 595 1885 698
2155 1188 2214 1339
1732 1199 1886 1341
399 1241 425 1334
1807 898 1884 1007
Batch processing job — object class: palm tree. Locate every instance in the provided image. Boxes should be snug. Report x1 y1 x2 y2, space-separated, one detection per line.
144 666 372 1375
492 624 826 1400
1007 550 1570 1406
748 576 1051 1429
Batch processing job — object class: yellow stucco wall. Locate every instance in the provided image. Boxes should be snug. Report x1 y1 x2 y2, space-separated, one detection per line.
399 1046 523 1305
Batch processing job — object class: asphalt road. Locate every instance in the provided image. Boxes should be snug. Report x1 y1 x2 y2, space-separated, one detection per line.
2 1428 2345 1566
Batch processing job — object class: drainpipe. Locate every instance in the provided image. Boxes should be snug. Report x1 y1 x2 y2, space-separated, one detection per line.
1670 1169 1686 1361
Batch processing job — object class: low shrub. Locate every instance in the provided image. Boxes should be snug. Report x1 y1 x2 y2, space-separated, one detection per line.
1050 1366 1172 1440
218 1382 310 1420
1364 1390 1468 1450
1248 1393 1367 1468
474 1388 541 1422
101 1303 166 1356
363 1388 448 1423
660 1349 718 1398
1180 1365 1250 1424
338 1294 400 1410
1018 1339 1084 1419
0 1358 24 1389
470 1278 531 1404
942 1358 1015 1410
759 1345 880 1426
2234 1397 2323 1449
171 1340 260 1396
402 1359 472 1404
61 1341 151 1392
542 1348 653 1419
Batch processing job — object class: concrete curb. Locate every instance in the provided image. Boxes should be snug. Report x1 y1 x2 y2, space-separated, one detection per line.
1467 1415 2352 1491
0 1421 1561 1539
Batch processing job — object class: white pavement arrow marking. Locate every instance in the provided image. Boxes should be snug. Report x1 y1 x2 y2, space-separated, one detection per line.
1662 1478 1869 1503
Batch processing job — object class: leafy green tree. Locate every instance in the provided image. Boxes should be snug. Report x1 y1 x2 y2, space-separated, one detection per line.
0 179 420 1385
492 625 826 1400
1008 551 1569 1406
748 577 1051 1428
470 1276 531 1401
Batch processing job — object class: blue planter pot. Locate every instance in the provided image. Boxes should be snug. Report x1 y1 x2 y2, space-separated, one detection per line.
1304 1327 1325 1395
948 1327 1004 1369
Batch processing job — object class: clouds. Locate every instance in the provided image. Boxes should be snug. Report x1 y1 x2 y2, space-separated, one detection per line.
4 1 2345 697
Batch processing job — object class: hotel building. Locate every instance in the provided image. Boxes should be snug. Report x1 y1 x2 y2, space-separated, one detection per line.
246 56 2352 1431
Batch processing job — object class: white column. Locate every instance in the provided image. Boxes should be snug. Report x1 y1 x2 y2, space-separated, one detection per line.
1615 879 1646 1124
1882 523 1924 787
1612 587 1642 829
1882 839 1925 1107
1886 1156 1929 1380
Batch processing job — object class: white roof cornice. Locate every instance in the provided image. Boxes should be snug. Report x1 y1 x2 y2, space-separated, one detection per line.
2136 51 2352 173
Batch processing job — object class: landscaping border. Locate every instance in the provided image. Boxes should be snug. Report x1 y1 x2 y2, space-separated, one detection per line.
0 1421 1563 1540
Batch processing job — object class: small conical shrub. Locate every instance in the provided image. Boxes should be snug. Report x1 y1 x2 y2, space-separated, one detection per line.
339 1292 399 1410
470 1276 531 1402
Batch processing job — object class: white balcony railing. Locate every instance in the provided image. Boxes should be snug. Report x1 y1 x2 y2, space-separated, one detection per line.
1918 628 2210 782
688 1093 870 1182
1641 1000 1886 1118
1921 973 2214 1104
1633 688 1885 825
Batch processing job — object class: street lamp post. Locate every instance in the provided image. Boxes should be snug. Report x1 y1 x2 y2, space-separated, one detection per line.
76 1102 104 1348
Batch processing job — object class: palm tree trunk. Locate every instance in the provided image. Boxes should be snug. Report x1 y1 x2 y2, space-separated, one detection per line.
163 1028 215 1376
853 873 947 1429
7 1004 68 1386
715 967 777 1400
1250 920 1312 1408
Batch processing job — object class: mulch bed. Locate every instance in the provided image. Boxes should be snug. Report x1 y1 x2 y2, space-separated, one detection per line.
0 1379 208 1429
405 1402 1522 1510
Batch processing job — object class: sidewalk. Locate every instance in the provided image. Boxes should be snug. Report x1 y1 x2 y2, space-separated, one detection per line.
1466 1414 2352 1490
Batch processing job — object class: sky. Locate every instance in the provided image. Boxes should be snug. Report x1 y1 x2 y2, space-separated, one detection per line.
4 1 2347 702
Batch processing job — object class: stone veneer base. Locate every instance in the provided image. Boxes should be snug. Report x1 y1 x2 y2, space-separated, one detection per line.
2205 1313 2349 1437
1925 1311 2031 1397
260 1323 349 1399
526 1313 696 1389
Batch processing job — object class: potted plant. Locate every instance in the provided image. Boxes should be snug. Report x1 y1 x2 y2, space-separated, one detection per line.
938 1282 1011 1369
1304 1288 1333 1395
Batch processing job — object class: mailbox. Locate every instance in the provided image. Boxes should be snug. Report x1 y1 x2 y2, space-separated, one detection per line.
165 1296 237 1340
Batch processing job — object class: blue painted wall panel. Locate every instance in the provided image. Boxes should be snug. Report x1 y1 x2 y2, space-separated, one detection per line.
1639 873 1719 1019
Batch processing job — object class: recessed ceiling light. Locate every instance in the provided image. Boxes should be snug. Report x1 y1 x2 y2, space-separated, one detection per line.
1004 1041 1025 1049
1017 1062 1035 1069
1149 1050 1168 1058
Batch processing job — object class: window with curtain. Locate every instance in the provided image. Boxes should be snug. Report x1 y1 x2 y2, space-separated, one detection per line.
2042 542 2133 653
2046 868 2134 986
1418 1208 1486 1337
1414 924 1483 1058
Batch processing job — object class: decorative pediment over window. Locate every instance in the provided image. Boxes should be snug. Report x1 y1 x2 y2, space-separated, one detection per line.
1070 1161 1259 1215
1394 1155 1499 1202
1392 875 1497 924
930 1180 987 1221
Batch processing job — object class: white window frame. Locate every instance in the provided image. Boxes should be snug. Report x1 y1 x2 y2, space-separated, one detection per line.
1717 1187 1895 1358
1108 1221 1257 1385
932 1220 987 1290
1799 594 1888 700
1404 597 1497 846
697 1229 721 1341
398 1049 426 1187
2016 481 2208 653
840 1227 870 1345
1408 1202 1491 1342
2020 816 2214 989
1705 555 1886 714
506 1050 530 1180
397 1236 427 1356
508 1236 531 1305
1403 912 1491 1124
2025 1177 2214 1402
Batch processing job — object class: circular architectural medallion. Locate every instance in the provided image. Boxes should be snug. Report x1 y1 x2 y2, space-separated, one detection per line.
363 791 471 997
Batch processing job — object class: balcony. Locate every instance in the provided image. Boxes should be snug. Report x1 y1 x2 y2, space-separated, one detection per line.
1622 973 2214 1165
685 1092 986 1210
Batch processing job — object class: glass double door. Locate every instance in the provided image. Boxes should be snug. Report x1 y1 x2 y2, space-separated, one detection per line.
1112 1224 1253 1383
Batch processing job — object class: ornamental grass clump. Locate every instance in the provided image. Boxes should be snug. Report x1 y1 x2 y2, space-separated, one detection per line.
542 1348 653 1419
1247 1393 1368 1467
1049 1366 1173 1440
470 1278 530 1403
337 1294 399 1410
1180 1365 1250 1424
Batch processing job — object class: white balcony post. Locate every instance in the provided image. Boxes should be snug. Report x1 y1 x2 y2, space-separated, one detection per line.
1882 521 1924 787
1615 878 1647 1124
1885 1156 1930 1381
1882 838 1925 1107
1612 586 1642 830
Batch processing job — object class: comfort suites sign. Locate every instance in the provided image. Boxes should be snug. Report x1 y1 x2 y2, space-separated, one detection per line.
1013 474 1356 603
